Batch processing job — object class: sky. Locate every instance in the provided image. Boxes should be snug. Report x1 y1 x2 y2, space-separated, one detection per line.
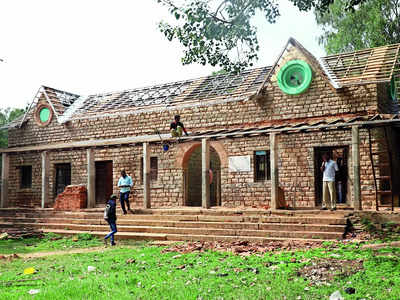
0 1 325 109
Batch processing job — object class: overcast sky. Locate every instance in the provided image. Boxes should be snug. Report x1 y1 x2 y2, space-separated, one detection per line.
0 1 325 109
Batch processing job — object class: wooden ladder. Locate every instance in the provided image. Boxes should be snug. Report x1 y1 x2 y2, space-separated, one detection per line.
368 126 394 211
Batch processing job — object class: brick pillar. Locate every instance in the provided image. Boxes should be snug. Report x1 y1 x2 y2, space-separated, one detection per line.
270 133 279 210
143 142 151 208
86 148 95 208
1 153 9 208
352 126 361 210
202 139 210 208
41 151 49 208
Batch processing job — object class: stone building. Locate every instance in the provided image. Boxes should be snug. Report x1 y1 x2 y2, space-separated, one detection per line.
1 38 400 211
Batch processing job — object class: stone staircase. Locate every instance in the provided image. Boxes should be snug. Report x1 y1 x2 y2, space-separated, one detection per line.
0 208 350 242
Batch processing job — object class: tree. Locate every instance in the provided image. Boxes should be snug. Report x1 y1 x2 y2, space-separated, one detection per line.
316 0 400 54
156 0 369 72
0 108 25 148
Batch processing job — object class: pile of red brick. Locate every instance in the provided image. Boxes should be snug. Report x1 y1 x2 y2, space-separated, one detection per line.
53 185 87 211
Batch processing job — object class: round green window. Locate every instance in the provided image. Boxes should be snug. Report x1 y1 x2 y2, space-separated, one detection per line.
389 77 397 101
277 60 313 95
39 107 50 123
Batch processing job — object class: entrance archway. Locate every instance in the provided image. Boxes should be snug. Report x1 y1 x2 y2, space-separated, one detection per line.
183 145 221 207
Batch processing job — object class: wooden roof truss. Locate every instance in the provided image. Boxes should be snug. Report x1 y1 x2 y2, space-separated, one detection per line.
321 43 400 88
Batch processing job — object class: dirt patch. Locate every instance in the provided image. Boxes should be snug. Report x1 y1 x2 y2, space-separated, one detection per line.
298 258 364 286
162 240 326 256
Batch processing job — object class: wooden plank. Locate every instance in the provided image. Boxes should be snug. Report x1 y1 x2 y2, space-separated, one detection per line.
202 139 210 209
352 126 361 210
270 133 279 210
143 143 151 209
41 151 49 208
87 149 96 208
1 153 9 208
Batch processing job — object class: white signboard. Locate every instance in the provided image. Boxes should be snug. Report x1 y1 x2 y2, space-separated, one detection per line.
229 155 251 172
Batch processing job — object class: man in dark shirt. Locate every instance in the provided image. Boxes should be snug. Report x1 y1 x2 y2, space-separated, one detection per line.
104 195 117 246
170 115 188 137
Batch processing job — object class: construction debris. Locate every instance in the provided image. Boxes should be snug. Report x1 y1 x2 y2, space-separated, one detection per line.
162 240 326 255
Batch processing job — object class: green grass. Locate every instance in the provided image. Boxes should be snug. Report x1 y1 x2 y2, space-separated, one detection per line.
0 233 103 255
1 241 400 299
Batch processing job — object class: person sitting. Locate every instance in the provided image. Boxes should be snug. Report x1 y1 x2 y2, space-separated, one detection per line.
170 115 188 137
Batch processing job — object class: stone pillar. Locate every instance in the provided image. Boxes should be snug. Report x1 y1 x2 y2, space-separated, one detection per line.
202 139 210 208
86 148 95 208
352 126 361 210
270 133 279 210
41 151 49 208
1 153 9 208
143 142 151 208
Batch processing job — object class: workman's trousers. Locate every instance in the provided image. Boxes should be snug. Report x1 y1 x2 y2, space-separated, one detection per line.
171 126 183 137
105 220 117 244
119 191 130 214
322 181 336 209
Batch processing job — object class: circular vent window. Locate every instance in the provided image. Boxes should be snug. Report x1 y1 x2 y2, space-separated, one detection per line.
389 77 397 101
277 60 313 95
34 104 53 127
39 107 50 122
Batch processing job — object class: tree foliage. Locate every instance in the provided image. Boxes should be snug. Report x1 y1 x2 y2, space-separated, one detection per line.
0 108 25 148
156 0 370 72
316 0 400 54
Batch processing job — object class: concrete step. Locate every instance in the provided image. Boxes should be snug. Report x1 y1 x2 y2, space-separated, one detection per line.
0 213 348 225
41 229 167 240
21 222 344 240
0 217 346 233
41 228 334 242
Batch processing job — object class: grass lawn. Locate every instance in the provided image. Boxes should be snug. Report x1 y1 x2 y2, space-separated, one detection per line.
0 233 104 255
1 238 400 300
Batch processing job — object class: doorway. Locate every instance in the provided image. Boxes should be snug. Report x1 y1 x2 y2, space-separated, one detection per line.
95 161 113 205
314 146 349 206
54 163 71 197
184 146 221 206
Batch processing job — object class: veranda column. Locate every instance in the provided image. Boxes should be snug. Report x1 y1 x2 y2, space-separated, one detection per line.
270 133 279 210
86 148 96 208
352 126 361 210
1 153 9 208
41 151 49 208
202 138 210 208
143 142 151 208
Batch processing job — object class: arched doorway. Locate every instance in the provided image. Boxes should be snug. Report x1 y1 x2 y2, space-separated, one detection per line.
184 146 221 207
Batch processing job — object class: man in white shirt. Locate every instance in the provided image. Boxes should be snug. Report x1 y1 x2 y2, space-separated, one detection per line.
117 170 133 214
320 153 339 211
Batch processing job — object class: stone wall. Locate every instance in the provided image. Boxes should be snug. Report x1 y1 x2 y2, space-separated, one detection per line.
5 126 389 209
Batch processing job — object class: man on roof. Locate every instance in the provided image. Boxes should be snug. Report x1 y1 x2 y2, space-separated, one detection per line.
170 115 189 137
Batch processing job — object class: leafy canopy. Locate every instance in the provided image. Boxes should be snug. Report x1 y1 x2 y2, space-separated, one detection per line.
0 107 25 148
156 0 369 72
316 0 400 54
